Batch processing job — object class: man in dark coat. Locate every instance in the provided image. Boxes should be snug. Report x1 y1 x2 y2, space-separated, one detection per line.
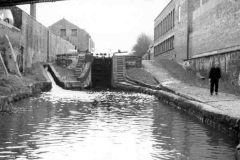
209 61 221 95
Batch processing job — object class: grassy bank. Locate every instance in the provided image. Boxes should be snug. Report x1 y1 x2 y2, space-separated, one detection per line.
0 63 50 97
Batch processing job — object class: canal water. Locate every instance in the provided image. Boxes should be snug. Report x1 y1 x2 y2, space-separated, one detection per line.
0 73 237 160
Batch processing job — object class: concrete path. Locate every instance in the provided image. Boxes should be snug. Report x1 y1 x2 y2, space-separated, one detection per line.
142 60 240 118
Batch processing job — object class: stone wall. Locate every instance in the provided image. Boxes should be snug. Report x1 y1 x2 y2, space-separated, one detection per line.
21 12 48 68
183 50 240 86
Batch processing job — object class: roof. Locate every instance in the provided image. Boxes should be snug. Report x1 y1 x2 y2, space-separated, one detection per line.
0 0 66 7
49 18 83 31
48 18 90 37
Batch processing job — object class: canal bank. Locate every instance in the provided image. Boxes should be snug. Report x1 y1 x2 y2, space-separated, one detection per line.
0 63 52 112
116 59 240 143
114 82 239 140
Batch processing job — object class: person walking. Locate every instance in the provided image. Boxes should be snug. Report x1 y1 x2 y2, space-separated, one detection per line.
209 61 221 95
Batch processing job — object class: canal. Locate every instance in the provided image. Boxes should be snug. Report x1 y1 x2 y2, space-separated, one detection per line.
0 72 237 160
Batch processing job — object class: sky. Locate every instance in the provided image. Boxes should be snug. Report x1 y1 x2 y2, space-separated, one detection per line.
18 0 171 53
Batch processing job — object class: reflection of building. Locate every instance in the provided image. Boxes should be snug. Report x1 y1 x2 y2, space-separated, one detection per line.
49 18 95 52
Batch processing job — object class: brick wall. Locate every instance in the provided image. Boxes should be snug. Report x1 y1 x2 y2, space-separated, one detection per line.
155 49 175 60
169 0 200 62
182 0 240 86
174 0 189 62
191 0 240 56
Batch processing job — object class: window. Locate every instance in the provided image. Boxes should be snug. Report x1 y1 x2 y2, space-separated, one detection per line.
60 29 66 37
170 12 172 29
71 29 77 37
173 9 175 26
154 27 157 40
200 0 203 6
160 22 162 36
158 24 161 38
178 6 181 23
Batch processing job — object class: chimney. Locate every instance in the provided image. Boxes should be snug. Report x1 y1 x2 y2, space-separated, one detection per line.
30 4 36 19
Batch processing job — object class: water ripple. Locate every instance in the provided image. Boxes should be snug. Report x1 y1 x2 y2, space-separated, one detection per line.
0 76 237 159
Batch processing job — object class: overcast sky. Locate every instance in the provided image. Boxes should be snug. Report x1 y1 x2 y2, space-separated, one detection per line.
18 0 170 53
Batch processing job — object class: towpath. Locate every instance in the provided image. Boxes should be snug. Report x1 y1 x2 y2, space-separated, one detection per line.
142 60 240 119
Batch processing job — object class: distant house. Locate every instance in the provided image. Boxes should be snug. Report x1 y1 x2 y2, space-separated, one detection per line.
48 18 95 53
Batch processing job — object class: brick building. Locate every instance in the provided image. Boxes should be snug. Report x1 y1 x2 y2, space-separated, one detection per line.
154 0 240 86
154 0 176 61
49 18 95 53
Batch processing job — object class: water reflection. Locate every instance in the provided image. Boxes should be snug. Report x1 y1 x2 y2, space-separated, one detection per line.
0 73 237 159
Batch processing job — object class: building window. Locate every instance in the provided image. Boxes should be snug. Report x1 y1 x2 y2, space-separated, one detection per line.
60 29 66 37
173 9 175 26
200 0 203 6
71 29 77 37
178 6 181 23
154 27 156 40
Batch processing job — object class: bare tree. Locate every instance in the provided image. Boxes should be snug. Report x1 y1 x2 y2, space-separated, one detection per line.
132 33 153 57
